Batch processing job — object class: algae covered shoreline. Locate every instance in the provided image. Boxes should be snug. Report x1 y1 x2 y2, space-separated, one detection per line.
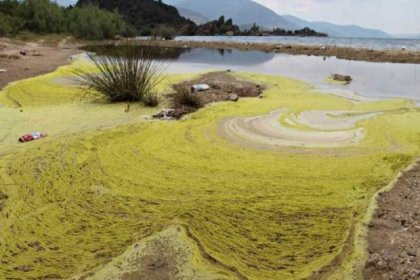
1 52 420 280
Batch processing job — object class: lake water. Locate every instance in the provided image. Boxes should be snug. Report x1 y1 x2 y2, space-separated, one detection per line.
86 45 420 104
175 36 420 51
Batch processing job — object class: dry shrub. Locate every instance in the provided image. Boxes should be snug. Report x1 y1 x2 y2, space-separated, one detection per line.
172 84 203 109
143 91 160 107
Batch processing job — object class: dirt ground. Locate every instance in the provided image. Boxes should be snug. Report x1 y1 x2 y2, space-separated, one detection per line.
179 71 263 102
0 38 80 89
155 71 264 119
129 39 420 64
364 161 420 280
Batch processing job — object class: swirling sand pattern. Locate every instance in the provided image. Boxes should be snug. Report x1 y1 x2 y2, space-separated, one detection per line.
220 109 382 148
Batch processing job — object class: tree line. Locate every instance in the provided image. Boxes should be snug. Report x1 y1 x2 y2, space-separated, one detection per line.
0 0 327 40
0 0 134 39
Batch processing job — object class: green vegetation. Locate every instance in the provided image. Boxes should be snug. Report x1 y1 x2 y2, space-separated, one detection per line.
74 46 164 103
0 0 131 39
188 16 241 36
0 59 419 279
172 83 204 108
142 91 161 107
77 0 193 36
151 24 178 40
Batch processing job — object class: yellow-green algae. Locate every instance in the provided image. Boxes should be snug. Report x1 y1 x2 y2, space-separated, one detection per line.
0 59 419 280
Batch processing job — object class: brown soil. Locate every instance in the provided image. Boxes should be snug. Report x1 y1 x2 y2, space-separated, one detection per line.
0 38 80 90
364 161 420 280
179 71 263 102
131 39 420 64
155 71 264 119
119 236 182 280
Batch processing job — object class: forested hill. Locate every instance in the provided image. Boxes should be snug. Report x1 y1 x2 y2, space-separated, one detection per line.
77 0 193 30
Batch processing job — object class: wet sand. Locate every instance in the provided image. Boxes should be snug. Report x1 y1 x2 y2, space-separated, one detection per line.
130 39 420 64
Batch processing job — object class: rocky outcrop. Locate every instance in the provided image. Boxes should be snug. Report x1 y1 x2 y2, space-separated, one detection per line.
186 16 241 36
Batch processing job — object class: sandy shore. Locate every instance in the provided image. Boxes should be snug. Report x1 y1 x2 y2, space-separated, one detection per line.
129 39 420 64
0 38 80 89
364 161 420 280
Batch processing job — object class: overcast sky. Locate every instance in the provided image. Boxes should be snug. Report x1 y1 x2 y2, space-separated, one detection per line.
252 0 420 34
57 0 420 35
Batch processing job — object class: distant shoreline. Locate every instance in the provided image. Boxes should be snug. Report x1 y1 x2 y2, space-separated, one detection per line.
126 39 420 64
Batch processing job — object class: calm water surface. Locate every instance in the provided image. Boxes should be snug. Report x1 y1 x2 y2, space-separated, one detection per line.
175 36 420 51
87 45 420 104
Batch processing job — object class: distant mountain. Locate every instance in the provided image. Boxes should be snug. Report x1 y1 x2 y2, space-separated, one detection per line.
165 0 390 38
77 0 192 30
169 0 299 31
177 7 209 24
283 15 391 38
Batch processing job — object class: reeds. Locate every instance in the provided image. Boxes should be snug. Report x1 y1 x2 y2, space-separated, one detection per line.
75 45 164 104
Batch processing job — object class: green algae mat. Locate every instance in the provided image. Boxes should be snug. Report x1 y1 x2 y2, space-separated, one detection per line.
0 60 419 280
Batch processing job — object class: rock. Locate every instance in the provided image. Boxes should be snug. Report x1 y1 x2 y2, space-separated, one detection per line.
407 250 416 257
227 94 239 102
0 69 6 73
153 109 176 120
331 74 353 83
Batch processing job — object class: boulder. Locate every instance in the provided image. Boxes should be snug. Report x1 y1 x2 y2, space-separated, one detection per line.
331 74 353 83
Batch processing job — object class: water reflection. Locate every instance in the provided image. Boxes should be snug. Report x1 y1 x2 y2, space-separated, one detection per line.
84 45 420 103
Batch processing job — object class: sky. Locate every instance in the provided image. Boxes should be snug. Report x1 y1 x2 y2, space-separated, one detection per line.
252 0 420 34
56 0 420 35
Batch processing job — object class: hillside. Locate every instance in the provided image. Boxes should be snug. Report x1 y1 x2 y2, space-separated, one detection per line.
165 0 390 38
177 7 209 24
171 0 299 30
283 15 391 38
77 0 193 30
